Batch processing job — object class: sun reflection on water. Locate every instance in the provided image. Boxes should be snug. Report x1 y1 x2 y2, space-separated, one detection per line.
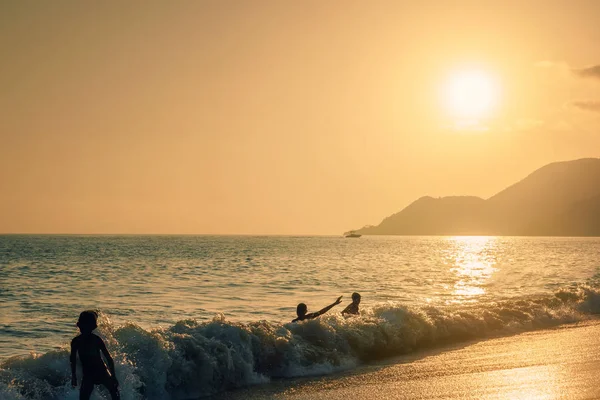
493 365 559 400
444 236 498 302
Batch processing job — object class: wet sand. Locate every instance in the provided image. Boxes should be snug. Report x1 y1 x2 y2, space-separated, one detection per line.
216 320 600 399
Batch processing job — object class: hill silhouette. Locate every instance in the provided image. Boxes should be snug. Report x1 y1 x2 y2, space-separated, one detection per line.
355 158 600 236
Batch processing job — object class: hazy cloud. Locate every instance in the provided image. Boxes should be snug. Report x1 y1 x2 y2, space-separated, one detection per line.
570 100 600 113
572 65 600 80
535 60 570 68
537 61 600 81
535 60 557 68
515 118 544 130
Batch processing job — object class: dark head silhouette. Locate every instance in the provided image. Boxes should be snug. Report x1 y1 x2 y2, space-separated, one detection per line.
352 292 361 304
296 303 308 319
77 311 98 334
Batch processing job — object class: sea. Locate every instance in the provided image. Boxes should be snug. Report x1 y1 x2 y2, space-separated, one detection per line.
1 235 599 399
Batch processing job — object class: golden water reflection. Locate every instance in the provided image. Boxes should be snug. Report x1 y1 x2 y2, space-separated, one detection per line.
491 365 559 400
445 236 498 301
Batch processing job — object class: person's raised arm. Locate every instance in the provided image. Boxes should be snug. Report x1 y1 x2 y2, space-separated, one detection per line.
316 296 343 317
70 339 78 387
99 337 118 386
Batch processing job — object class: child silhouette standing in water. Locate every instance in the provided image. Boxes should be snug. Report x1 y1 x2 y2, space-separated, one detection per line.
70 311 120 400
341 292 361 316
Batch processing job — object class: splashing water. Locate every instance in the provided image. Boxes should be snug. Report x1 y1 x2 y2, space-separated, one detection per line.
1 235 600 398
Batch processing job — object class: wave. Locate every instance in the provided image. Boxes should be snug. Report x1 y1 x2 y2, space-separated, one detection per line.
1 282 600 400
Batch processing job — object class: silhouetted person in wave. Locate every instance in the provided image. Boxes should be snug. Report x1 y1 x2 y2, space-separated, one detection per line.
292 296 343 322
341 292 361 316
70 311 120 400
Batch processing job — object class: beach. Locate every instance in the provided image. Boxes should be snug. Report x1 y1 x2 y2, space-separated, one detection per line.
219 320 600 400
2 235 600 399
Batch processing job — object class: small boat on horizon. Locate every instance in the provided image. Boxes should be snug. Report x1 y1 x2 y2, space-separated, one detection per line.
344 231 362 238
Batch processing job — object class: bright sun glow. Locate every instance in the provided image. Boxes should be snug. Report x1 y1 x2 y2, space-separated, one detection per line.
443 69 499 120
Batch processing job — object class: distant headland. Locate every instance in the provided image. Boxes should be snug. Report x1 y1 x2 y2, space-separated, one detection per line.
353 158 600 237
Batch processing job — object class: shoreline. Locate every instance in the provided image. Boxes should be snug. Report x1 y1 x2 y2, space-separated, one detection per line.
214 320 600 399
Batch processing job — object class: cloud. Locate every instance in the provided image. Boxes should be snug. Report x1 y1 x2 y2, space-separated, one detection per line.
515 118 544 131
535 60 557 68
570 100 600 113
572 65 600 80
535 60 569 72
537 61 600 80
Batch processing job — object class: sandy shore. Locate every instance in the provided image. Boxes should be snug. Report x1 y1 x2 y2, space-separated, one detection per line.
215 320 600 400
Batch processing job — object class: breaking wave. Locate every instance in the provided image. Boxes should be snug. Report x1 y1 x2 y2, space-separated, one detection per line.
1 283 599 399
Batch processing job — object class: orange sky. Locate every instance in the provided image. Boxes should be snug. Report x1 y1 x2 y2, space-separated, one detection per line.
1 1 599 234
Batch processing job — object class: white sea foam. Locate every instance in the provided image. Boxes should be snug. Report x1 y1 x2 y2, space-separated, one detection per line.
1 283 599 399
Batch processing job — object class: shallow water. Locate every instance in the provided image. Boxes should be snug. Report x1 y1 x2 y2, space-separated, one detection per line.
1 235 599 357
1 235 599 399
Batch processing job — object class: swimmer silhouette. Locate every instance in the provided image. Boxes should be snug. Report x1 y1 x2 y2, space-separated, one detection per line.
292 296 343 322
70 311 120 400
341 292 361 316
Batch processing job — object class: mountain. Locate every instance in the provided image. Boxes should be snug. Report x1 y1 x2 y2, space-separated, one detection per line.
355 158 600 237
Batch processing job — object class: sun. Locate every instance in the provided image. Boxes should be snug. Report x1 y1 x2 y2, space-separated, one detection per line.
442 69 499 120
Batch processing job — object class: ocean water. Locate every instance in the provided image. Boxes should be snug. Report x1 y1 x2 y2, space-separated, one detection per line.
1 235 599 399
